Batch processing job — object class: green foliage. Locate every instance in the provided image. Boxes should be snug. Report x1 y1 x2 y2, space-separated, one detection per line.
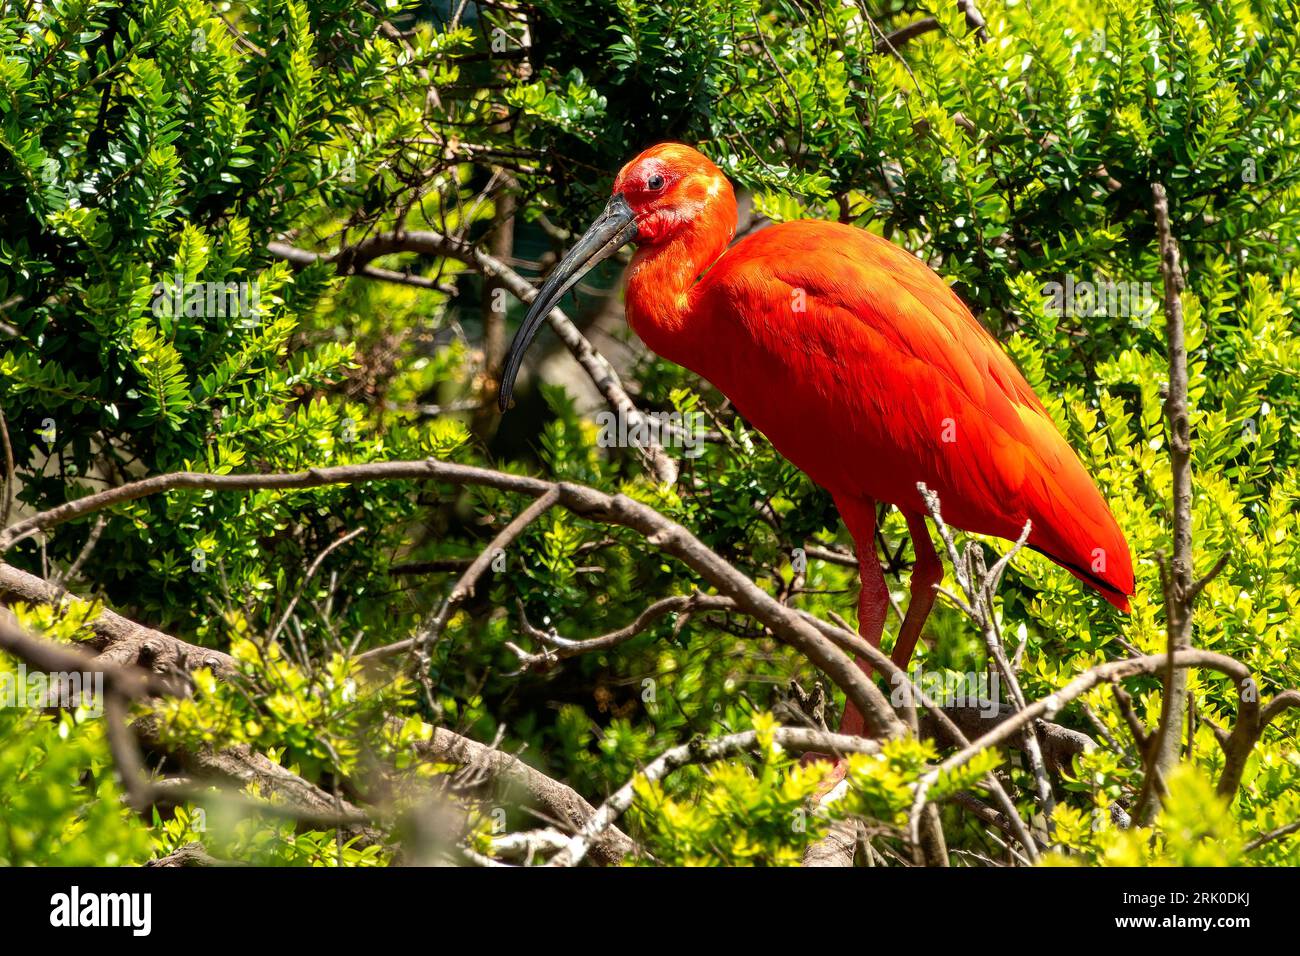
0 607 151 866
0 701 151 866
626 716 834 866
151 634 428 781
1049 766 1247 866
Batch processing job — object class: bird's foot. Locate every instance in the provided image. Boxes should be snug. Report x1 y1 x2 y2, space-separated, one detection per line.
803 753 849 802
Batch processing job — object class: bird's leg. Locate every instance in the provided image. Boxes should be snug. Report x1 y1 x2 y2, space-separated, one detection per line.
889 511 942 671
832 496 889 738
804 498 888 795
841 578 890 734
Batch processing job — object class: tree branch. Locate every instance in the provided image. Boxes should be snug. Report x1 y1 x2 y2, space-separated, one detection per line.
0 459 903 740
359 487 560 664
1141 180 1196 823
0 560 238 678
505 591 732 671
413 727 635 866
269 233 680 484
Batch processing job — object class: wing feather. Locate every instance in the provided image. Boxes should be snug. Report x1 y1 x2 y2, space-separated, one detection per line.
697 220 1133 605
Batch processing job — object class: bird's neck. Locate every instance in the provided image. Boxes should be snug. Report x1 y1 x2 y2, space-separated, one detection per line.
623 207 735 366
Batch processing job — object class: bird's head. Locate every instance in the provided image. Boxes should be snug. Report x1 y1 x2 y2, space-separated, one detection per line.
498 143 735 411
611 143 734 245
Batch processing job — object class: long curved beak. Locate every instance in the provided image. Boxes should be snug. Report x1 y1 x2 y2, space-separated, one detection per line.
498 193 638 412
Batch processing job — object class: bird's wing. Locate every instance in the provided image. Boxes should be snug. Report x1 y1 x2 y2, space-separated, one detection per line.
701 221 1133 606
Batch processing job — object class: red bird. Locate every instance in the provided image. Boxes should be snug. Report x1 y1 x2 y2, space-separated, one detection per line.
501 143 1134 740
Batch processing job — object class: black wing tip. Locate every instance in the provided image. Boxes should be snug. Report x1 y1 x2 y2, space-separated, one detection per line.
1029 545 1133 612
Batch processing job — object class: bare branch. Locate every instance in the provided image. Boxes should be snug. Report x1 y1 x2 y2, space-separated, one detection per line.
1142 180 1196 823
1245 818 1300 854
0 459 902 739
873 18 938 55
358 487 560 664
269 525 367 643
270 233 680 484
506 591 731 671
1187 550 1231 604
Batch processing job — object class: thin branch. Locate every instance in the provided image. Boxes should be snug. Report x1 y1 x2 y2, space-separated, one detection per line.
1245 819 1300 853
104 692 151 812
873 17 938 54
269 526 367 643
0 408 14 530
387 557 474 575
546 727 881 867
1187 550 1231 604
0 460 901 738
358 487 560 663
506 591 731 671
50 514 107 591
269 233 679 484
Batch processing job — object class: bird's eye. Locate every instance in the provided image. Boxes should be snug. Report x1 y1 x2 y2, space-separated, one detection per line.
647 174 665 191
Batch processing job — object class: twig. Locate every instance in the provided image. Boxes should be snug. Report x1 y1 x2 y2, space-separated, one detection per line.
358 488 560 663
506 592 731 671
269 526 367 642
0 408 13 530
51 514 106 591
1244 819 1300 853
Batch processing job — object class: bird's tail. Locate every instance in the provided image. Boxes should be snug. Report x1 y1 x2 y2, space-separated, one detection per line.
1026 463 1135 612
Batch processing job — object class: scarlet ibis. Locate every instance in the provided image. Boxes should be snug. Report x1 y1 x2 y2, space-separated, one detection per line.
500 143 1134 740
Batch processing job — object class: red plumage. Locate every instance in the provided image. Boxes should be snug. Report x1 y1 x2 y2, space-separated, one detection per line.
501 142 1134 741
613 145 1133 614
666 220 1133 610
